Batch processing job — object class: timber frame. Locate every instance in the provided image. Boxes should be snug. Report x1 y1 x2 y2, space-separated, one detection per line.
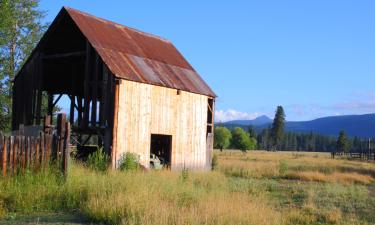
12 7 216 170
12 9 118 156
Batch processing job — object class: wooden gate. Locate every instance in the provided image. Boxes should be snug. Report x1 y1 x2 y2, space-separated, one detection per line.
0 113 70 177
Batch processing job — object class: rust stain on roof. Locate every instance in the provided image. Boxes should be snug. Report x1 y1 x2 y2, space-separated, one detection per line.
64 7 216 97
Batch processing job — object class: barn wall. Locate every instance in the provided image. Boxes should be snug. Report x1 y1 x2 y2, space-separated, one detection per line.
115 80 211 170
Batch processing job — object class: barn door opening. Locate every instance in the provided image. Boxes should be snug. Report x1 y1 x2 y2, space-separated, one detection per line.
150 134 172 169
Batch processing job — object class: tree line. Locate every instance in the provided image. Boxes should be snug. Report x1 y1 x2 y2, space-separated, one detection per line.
215 106 373 153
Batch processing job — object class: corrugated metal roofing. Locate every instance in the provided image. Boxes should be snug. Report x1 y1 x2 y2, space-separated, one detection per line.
64 7 216 97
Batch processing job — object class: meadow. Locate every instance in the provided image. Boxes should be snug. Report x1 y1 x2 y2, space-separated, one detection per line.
0 150 374 225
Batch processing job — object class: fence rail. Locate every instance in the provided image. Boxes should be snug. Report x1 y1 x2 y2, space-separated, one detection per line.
0 113 70 177
332 151 375 161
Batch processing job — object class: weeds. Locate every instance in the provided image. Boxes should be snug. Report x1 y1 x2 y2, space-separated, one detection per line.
86 148 109 171
118 152 139 171
0 151 374 224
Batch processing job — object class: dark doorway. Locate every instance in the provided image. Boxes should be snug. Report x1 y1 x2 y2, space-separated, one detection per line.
150 134 172 168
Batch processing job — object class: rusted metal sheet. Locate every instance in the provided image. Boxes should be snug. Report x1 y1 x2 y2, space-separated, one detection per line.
65 7 216 97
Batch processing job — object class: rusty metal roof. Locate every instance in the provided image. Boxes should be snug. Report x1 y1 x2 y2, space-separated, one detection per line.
64 7 216 97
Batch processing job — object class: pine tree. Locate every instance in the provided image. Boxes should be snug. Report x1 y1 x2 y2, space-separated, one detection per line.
337 130 349 153
0 0 46 131
270 106 285 150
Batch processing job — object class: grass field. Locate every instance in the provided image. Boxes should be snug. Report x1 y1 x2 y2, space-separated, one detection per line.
0 150 374 225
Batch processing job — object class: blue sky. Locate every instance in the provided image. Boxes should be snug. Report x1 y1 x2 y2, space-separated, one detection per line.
40 0 375 122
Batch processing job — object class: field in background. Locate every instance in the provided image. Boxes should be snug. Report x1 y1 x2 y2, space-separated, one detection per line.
0 151 374 225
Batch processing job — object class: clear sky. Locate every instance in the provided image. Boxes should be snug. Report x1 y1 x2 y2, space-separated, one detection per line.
40 0 375 122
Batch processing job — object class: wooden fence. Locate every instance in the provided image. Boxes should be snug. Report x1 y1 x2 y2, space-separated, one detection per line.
0 113 70 177
332 151 375 161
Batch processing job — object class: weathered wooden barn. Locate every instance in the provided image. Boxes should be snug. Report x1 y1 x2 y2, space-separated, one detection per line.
12 7 216 170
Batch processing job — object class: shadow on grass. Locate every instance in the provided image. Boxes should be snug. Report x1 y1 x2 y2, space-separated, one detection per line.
0 212 94 225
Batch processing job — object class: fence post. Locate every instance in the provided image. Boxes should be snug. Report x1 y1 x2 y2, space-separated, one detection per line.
56 113 66 161
2 137 7 177
62 122 70 176
9 137 13 176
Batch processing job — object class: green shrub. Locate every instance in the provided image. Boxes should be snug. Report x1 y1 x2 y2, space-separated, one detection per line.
212 154 219 170
87 148 109 171
181 167 189 182
119 152 139 171
279 160 289 175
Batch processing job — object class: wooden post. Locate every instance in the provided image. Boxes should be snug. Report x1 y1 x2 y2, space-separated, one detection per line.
83 41 91 129
111 80 120 169
91 53 99 127
48 94 54 117
9 137 13 176
12 136 17 175
40 132 45 167
35 136 40 171
44 115 52 134
2 137 7 177
62 122 70 176
69 95 75 125
56 113 66 161
21 136 26 174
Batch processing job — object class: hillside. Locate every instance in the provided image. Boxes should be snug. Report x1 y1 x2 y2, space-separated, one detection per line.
221 113 375 138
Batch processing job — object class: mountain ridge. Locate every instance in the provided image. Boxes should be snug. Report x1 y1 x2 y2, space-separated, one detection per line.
220 113 375 138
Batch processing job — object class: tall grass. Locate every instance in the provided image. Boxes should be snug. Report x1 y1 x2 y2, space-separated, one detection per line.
0 151 374 224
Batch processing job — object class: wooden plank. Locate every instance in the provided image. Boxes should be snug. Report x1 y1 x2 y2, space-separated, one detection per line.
8 136 13 176
56 113 66 161
26 137 30 170
2 137 7 177
111 80 120 169
62 122 70 176
13 136 17 175
40 132 45 167
35 136 40 170
20 136 25 174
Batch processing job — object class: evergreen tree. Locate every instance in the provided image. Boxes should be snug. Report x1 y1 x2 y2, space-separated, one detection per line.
0 0 46 131
248 126 257 139
214 126 232 151
270 106 285 150
337 130 349 153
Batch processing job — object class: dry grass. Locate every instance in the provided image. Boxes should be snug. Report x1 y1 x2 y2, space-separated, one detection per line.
218 150 375 185
0 151 374 224
286 171 374 185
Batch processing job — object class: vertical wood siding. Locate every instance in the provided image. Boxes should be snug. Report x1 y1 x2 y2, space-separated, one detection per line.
115 80 209 170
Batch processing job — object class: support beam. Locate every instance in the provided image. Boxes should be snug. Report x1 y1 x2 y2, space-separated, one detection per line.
69 95 75 125
52 94 63 107
35 53 43 125
83 41 91 128
47 94 54 116
99 65 108 127
77 96 83 127
42 51 85 60
90 53 99 127
111 79 120 169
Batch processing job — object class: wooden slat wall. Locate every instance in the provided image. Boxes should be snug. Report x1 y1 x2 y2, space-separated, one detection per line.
115 80 209 170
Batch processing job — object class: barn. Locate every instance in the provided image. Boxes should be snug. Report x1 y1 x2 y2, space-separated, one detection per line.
12 7 216 170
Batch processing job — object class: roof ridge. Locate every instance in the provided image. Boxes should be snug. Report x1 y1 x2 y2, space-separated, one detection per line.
63 6 171 43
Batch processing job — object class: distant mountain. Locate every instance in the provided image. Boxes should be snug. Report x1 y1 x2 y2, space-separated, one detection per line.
221 113 375 138
223 115 272 126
